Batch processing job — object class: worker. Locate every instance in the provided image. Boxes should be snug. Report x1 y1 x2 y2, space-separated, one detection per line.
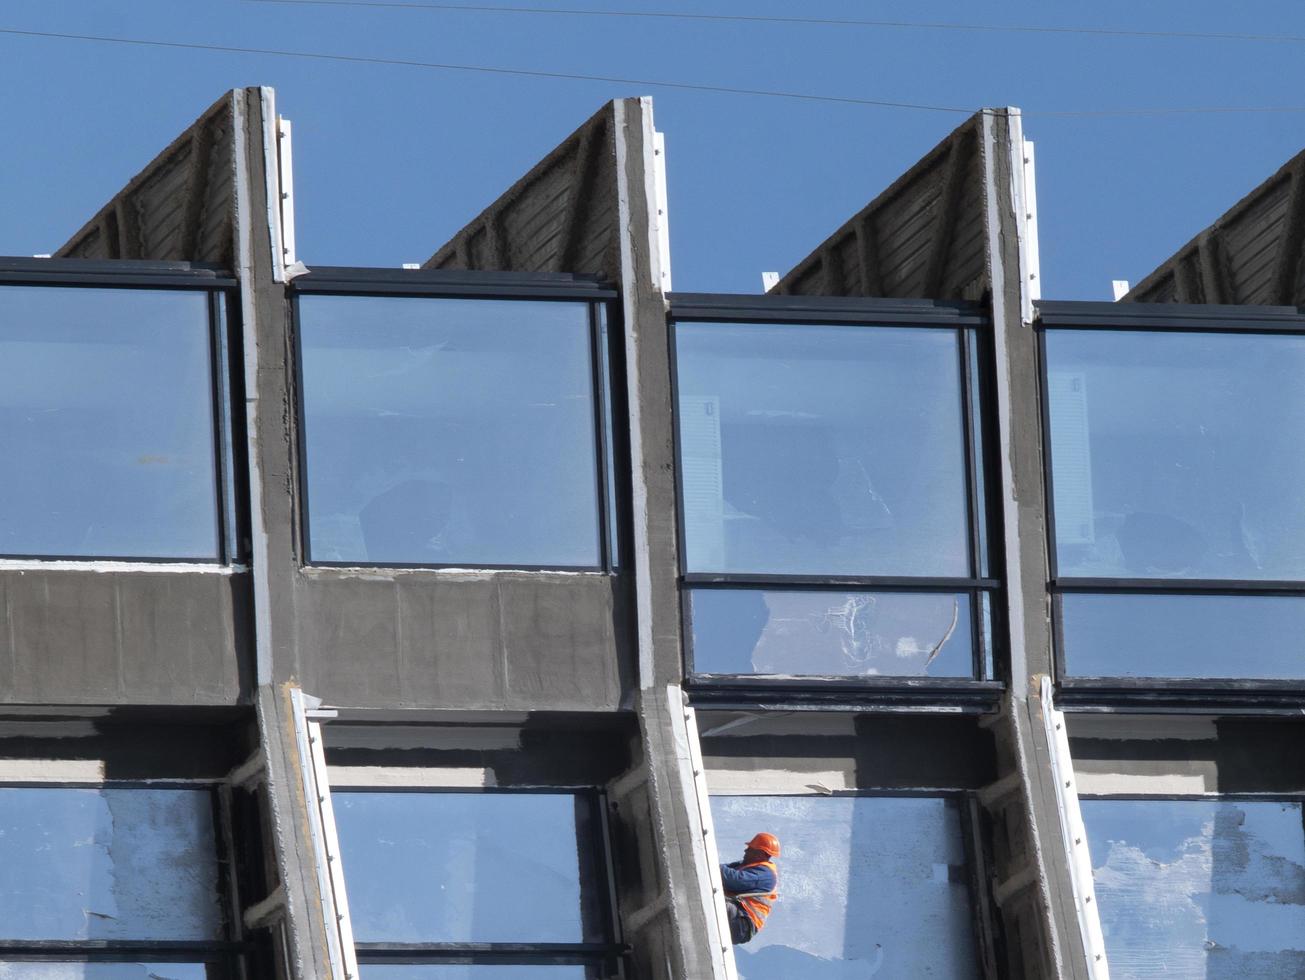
719 832 780 945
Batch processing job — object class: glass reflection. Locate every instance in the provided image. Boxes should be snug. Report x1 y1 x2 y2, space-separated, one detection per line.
1082 799 1305 978
0 286 220 559
710 796 980 979
298 296 601 567
689 589 974 677
334 792 600 944
0 966 217 979
675 322 971 577
0 787 224 941
1061 592 1305 679
1045 330 1305 581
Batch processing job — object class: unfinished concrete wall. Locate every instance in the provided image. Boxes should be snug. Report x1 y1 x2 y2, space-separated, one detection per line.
771 115 987 300
56 93 237 267
1126 147 1305 304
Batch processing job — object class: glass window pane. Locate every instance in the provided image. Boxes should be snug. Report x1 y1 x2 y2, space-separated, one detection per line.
0 787 225 941
710 796 980 979
1082 799 1305 978
0 286 220 559
1045 330 1305 581
0 966 220 979
1061 592 1305 679
335 792 604 944
359 969 592 979
298 296 601 567
689 589 974 677
675 322 971 577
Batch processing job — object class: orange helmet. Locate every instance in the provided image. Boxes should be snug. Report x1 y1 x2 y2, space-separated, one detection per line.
746 832 781 857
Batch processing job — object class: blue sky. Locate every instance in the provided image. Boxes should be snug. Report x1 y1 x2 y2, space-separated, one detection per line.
3 1 1305 297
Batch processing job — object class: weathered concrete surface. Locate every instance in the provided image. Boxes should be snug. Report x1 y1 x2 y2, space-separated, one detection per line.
772 115 986 300
1126 146 1305 304
57 92 237 266
425 104 619 280
0 569 252 705
290 570 626 710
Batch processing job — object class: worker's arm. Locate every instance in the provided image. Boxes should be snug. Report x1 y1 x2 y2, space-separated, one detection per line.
719 862 776 894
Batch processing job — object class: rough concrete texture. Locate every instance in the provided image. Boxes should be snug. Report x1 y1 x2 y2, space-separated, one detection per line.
772 115 986 300
1127 146 1305 304
425 104 620 280
0 569 252 706
57 92 236 266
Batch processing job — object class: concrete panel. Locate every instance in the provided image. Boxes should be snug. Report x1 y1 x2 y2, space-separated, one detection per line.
291 571 623 711
425 104 620 280
56 92 237 266
772 115 987 300
1127 148 1305 305
0 569 252 705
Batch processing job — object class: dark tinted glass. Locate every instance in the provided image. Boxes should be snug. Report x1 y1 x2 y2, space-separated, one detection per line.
0 286 220 559
689 588 974 677
1082 799 1305 978
1061 592 1305 679
1045 330 1305 581
675 322 971 577
298 296 601 567
359 969 591 979
0 966 220 979
711 796 980 979
335 792 603 943
0 787 224 941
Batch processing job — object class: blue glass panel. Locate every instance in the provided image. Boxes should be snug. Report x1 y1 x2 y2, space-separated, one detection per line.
1061 592 1305 679
298 296 601 567
675 322 971 577
0 787 224 941
334 792 602 943
0 966 217 979
0 286 220 559
1082 799 1305 978
710 796 980 979
689 589 974 677
1045 330 1305 581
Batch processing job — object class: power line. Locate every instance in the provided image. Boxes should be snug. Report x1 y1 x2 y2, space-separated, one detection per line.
4 24 1305 118
244 0 1305 45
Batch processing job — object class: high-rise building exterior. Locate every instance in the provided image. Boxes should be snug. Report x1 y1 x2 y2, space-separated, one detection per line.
1 87 1303 980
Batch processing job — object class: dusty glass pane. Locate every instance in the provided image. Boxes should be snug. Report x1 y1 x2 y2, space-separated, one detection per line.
335 792 601 943
359 969 591 979
0 966 217 979
0 787 224 941
1061 592 1305 679
1045 330 1305 580
298 296 601 567
689 589 974 677
710 796 980 978
1082 799 1305 978
675 322 971 577
0 285 220 559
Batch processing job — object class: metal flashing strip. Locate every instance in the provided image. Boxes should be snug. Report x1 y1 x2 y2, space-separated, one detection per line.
1036 299 1305 331
1041 678 1110 979
668 291 988 325
278 116 298 269
290 266 616 299
0 559 246 574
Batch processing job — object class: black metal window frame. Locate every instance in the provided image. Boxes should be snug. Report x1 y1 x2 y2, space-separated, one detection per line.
709 786 1001 978
0 258 248 566
289 267 626 574
0 778 251 973
327 783 629 975
1036 300 1305 710
667 294 1006 710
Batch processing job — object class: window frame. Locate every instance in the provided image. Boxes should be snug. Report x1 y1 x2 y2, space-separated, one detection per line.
1036 300 1305 708
326 782 629 975
290 268 623 574
667 294 1004 708
0 777 250 973
0 258 246 566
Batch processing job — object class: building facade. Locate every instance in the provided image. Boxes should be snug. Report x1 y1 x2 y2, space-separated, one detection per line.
0 87 1303 979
